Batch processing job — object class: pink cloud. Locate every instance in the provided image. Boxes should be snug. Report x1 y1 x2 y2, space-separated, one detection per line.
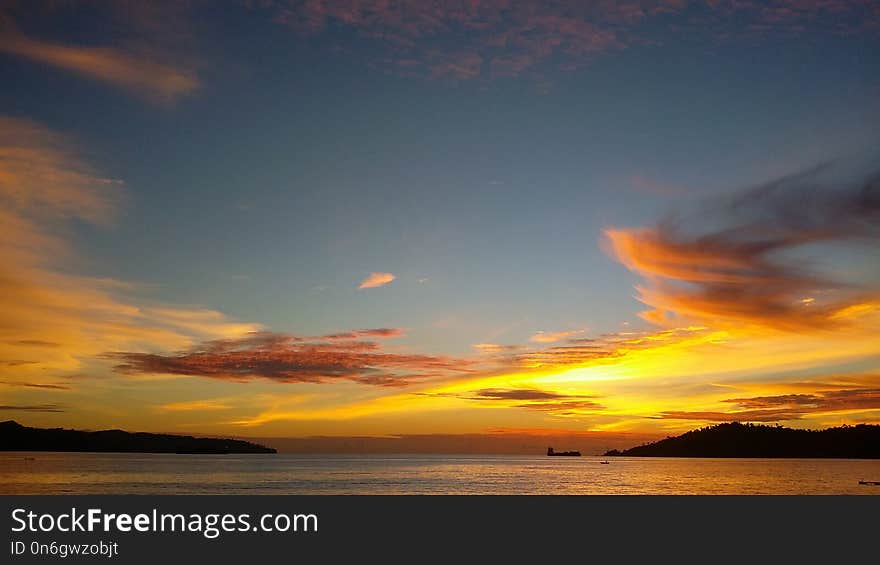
264 0 880 84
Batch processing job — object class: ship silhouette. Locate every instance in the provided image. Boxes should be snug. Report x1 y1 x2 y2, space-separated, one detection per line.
547 446 581 457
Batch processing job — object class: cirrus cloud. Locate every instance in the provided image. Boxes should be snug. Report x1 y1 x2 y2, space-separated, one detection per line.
0 31 199 103
0 1 200 104
0 116 260 391
529 329 587 343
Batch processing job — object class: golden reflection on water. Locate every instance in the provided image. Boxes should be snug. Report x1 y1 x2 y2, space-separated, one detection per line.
2 452 879 495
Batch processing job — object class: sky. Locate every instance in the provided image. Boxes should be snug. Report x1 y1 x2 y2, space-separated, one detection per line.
1 1 879 453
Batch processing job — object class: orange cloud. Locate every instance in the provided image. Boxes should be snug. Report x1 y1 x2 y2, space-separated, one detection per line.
473 343 525 353
157 399 233 412
0 116 259 392
2 115 877 437
472 327 708 372
0 32 198 102
110 331 476 388
358 272 396 289
605 163 880 330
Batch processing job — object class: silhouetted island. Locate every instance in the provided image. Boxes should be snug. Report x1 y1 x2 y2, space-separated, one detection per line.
603 422 880 458
0 421 276 454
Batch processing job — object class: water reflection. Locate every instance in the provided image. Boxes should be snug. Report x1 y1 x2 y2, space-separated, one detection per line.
2 452 879 494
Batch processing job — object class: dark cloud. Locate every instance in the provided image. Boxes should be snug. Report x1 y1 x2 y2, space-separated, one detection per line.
658 386 880 422
320 328 405 339
422 388 605 413
512 399 605 413
725 393 824 409
0 404 64 412
725 388 880 412
656 409 804 422
9 340 61 348
109 330 473 387
0 381 70 390
472 388 573 401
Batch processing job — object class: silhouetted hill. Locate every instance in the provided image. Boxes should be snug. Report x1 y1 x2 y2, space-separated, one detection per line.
603 422 880 458
0 421 276 454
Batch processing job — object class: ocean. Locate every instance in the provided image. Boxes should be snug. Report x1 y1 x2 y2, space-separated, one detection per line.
2 452 879 495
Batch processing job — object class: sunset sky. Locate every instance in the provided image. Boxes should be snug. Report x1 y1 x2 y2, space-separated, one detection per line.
1 1 879 451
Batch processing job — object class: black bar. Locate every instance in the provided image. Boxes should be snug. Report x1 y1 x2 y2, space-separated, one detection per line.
1 496 876 563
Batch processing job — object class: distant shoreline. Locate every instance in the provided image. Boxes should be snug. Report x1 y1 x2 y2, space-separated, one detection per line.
0 421 276 454
4 450 879 459
4 420 879 458
604 422 880 459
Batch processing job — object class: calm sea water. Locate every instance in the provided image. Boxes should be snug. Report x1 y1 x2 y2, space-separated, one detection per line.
2 452 879 495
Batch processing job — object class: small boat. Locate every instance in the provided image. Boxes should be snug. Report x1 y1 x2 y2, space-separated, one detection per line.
547 447 581 457
858 480 880 486
600 460 610 464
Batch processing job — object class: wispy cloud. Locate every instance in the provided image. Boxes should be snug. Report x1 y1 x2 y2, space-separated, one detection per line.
358 272 396 289
659 387 880 423
529 329 587 343
473 327 708 371
157 399 233 412
628 173 691 197
463 388 604 413
8 340 61 348
605 161 880 330
1 1 200 103
0 116 260 390
0 404 64 413
321 328 405 340
269 0 631 82
265 1 880 84
473 343 526 354
0 32 198 103
0 381 70 391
